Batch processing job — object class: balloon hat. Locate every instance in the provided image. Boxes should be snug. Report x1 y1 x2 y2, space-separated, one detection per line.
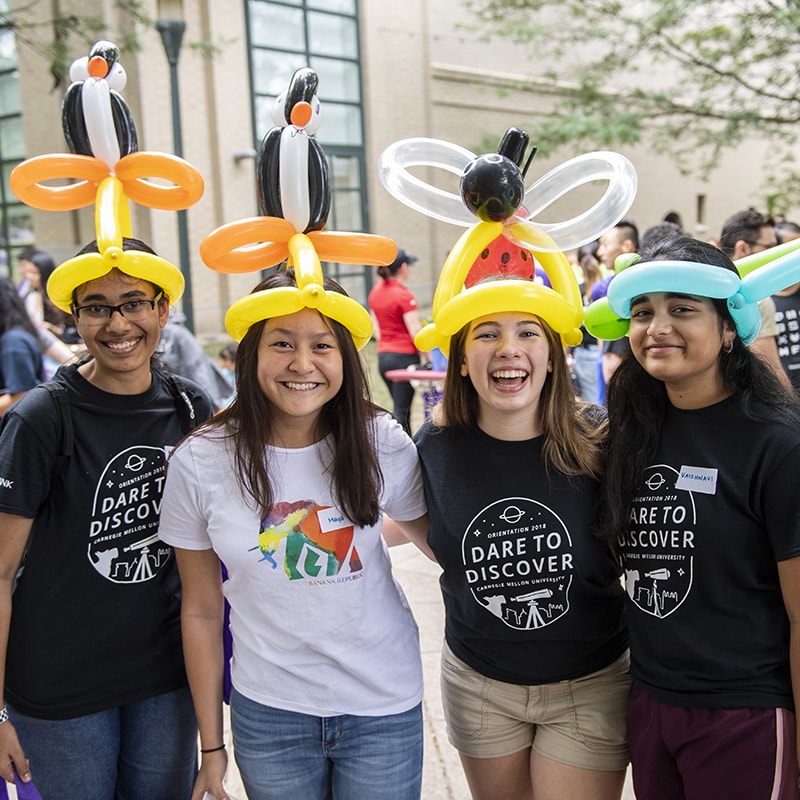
200 67 387 348
584 237 800 346
10 40 204 312
378 128 638 355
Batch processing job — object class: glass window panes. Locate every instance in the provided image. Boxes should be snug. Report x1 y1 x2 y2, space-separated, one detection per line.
0 71 19 115
308 0 355 13
332 188 363 230
318 103 362 146
0 30 16 72
310 57 359 103
1 161 14 202
308 11 357 58
254 95 275 140
331 154 361 190
6 205 32 247
250 3 304 50
252 49 308 97
0 117 24 159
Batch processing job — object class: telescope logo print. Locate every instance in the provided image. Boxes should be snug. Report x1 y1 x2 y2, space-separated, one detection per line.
618 464 698 618
88 446 172 584
462 497 574 630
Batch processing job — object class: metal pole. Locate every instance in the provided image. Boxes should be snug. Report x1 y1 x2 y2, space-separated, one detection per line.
156 19 194 332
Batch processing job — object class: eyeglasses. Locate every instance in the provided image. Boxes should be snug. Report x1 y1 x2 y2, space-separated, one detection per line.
744 240 777 253
73 292 163 325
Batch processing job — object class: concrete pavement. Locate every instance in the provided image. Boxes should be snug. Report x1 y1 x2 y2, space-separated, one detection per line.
218 543 636 798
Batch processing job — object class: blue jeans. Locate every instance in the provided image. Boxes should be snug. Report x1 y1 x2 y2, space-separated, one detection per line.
10 687 197 800
230 688 423 800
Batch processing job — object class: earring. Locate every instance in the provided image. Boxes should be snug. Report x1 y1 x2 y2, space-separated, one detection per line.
724 340 734 354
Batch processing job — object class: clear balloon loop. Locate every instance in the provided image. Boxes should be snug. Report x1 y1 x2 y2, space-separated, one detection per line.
378 138 638 252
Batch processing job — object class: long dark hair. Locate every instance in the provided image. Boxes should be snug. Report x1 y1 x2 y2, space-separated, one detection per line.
440 312 607 479
30 251 70 330
598 235 800 540
0 277 39 338
200 270 384 528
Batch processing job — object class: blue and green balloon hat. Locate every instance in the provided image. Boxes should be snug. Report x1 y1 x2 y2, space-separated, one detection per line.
9 40 204 313
584 237 800 346
378 127 638 355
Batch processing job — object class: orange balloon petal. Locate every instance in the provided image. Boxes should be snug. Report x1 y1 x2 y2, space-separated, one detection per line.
200 217 295 274
309 231 397 266
115 152 204 210
10 154 109 211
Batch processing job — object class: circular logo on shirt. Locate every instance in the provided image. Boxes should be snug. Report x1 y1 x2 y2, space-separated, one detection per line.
462 497 574 630
618 464 696 618
87 446 173 583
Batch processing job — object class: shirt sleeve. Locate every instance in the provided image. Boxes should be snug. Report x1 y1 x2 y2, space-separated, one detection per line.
762 437 800 562
758 297 779 339
0 331 41 394
158 437 214 550
376 414 427 521
0 389 59 517
397 285 418 315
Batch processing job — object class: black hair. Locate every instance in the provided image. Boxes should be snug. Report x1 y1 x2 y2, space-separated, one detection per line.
775 220 800 244
614 219 640 252
71 238 163 307
0 277 39 338
640 221 681 253
719 208 775 256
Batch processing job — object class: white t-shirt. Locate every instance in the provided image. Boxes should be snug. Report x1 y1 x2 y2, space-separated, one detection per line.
159 413 426 717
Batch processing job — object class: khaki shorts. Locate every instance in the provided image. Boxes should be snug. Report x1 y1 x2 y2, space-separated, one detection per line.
440 642 630 771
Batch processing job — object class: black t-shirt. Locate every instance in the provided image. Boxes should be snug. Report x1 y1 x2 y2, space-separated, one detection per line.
415 422 626 685
617 396 800 709
0 364 213 719
773 288 800 390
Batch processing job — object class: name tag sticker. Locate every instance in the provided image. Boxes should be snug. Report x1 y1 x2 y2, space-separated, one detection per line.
675 466 718 495
318 508 350 533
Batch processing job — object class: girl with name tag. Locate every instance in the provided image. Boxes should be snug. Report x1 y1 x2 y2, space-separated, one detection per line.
158 268 429 800
593 235 800 799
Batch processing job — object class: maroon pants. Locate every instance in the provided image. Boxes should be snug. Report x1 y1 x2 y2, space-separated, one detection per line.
628 682 800 800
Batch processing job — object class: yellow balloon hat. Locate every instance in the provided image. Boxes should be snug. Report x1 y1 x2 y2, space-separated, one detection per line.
224 232 373 348
414 220 584 356
46 176 185 312
9 36 204 315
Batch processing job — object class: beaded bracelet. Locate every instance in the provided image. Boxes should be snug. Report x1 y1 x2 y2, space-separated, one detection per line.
200 744 226 754
0 706 7 724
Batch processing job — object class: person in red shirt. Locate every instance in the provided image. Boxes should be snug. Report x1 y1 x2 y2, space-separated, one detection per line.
368 249 426 432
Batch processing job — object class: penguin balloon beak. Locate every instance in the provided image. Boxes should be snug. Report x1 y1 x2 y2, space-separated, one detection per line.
88 55 109 79
290 101 313 127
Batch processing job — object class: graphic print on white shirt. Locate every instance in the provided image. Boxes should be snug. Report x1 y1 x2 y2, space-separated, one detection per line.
618 464 697 618
252 499 362 583
88 445 172 583
462 497 574 630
